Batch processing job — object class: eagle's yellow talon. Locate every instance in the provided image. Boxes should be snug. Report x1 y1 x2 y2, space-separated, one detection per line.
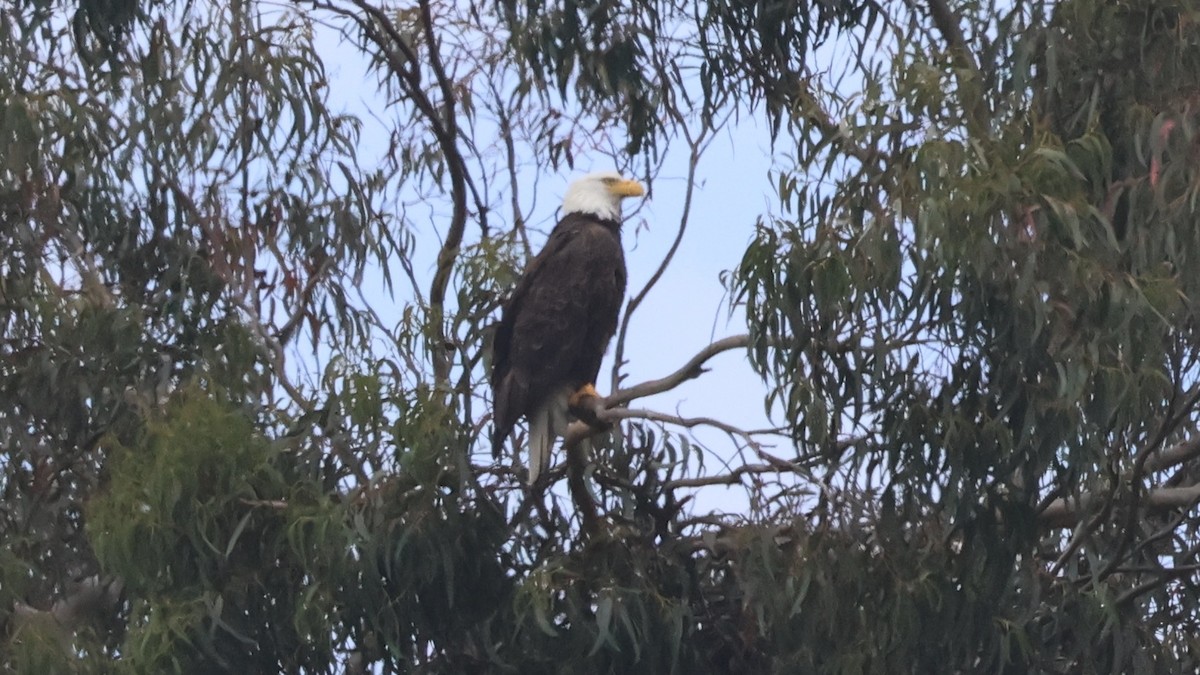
568 383 601 408
568 383 608 429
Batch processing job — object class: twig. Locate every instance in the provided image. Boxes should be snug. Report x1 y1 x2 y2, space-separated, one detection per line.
568 406 766 448
487 74 531 257
610 113 718 392
666 462 789 490
240 498 289 509
1115 563 1200 609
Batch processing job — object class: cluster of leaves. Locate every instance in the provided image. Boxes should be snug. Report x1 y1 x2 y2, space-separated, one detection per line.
1 0 392 668
496 0 876 155
737 0 1200 668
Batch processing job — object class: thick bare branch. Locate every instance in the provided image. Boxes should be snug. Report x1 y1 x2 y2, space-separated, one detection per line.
1039 485 1200 530
1146 436 1200 474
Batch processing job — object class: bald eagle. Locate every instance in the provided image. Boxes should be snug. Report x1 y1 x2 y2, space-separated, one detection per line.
491 171 645 483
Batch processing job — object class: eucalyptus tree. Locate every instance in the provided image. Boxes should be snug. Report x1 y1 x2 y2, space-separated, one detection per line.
2 0 1198 673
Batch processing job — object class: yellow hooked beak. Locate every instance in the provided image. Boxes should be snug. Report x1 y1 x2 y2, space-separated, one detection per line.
609 178 645 198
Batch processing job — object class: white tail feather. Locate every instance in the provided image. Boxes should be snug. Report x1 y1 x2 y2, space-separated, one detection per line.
527 388 572 484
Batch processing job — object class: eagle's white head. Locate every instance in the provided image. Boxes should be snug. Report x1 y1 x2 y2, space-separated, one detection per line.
561 170 645 222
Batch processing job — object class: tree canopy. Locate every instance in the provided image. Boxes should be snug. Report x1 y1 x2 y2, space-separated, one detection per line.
2 0 1199 672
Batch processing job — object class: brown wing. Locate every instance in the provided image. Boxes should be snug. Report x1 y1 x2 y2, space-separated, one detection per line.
491 213 626 455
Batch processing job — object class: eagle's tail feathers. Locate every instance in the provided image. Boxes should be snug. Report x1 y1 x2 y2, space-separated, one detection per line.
528 404 550 484
527 388 571 484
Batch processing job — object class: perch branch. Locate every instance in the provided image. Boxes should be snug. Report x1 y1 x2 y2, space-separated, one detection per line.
608 334 753 407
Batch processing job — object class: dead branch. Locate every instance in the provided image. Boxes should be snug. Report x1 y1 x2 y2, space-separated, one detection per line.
666 466 771 489
665 463 788 490
562 405 772 453
556 334 756 453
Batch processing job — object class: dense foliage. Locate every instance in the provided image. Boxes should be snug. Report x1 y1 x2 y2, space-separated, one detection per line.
2 0 1199 672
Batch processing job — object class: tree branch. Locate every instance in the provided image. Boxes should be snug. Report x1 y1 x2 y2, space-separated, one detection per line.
907 0 987 134
1098 386 1200 580
665 463 780 489
317 0 486 386
559 334 763 453
412 0 473 386
609 334 753 406
570 406 766 448
921 0 979 72
1115 562 1200 609
1039 434 1200 530
611 114 717 392
1039 485 1200 529
1145 435 1200 474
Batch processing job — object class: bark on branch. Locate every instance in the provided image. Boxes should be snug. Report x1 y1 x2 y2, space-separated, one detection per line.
1038 436 1200 529
1039 484 1200 529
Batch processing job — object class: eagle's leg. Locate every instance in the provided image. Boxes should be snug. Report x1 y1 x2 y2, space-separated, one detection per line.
568 383 609 430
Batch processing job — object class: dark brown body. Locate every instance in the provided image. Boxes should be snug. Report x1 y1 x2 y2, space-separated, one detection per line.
490 212 627 455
